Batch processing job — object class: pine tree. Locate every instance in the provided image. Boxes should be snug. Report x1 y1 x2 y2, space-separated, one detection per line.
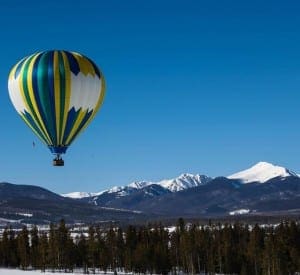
133 240 148 273
124 225 137 271
262 228 276 275
286 221 300 273
65 233 75 272
193 226 207 273
214 223 223 274
169 229 181 273
30 225 39 269
0 218 299 274
17 226 30 270
115 228 125 270
206 226 216 273
48 223 57 270
234 223 250 274
273 221 300 274
247 224 264 275
1 228 9 267
38 232 49 272
222 224 240 274
96 226 109 272
87 225 98 273
8 226 19 267
156 224 171 274
106 227 117 271
56 219 72 271
77 233 88 273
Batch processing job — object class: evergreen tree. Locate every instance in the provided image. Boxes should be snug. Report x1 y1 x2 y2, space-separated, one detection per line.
30 225 39 269
38 232 49 272
193 226 207 273
115 228 125 270
247 224 264 275
0 218 298 274
288 221 300 272
96 226 109 272
48 223 57 271
272 221 300 274
7 226 19 267
77 233 88 273
169 228 181 273
56 219 72 271
155 225 171 274
262 228 276 275
17 226 30 270
205 227 215 273
106 227 117 271
0 228 10 267
124 225 137 271
87 225 98 273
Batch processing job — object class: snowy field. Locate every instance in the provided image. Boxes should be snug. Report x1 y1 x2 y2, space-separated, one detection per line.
0 269 207 275
0 269 133 275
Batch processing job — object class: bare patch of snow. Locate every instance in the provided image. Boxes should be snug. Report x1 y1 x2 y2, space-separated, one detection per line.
61 192 96 199
16 213 33 217
100 207 142 214
229 209 250 216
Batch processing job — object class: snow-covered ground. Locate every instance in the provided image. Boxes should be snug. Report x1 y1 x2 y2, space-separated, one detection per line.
0 269 133 274
0 269 212 275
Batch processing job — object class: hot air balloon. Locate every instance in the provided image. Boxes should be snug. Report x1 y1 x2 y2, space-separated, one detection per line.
8 50 105 166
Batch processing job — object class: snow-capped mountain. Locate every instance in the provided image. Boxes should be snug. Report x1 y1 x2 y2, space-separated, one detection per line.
62 162 299 202
158 173 212 192
63 173 212 199
127 181 151 189
127 174 212 192
227 161 297 183
2 161 300 224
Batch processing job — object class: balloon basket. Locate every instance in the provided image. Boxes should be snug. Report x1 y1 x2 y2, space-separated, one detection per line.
53 157 64 166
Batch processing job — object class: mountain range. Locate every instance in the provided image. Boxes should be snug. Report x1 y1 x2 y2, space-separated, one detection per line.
1 161 300 225
63 173 212 199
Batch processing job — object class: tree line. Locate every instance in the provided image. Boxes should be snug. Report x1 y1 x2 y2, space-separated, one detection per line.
0 219 299 274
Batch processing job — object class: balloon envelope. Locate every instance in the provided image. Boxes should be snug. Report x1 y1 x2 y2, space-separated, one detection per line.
8 50 105 157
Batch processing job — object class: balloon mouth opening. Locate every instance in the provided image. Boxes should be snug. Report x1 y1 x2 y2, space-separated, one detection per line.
48 146 68 154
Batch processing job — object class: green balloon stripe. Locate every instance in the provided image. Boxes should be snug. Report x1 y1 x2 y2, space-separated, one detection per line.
8 50 105 156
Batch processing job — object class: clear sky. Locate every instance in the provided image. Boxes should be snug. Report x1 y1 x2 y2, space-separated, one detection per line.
0 0 300 193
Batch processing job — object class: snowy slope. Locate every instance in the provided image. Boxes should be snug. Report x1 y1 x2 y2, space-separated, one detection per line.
63 173 212 198
128 181 151 189
63 162 298 198
128 174 212 192
61 192 95 199
62 190 107 199
228 162 297 183
158 173 212 192
0 269 127 275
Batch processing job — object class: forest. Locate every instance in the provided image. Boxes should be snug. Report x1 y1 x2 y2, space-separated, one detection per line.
0 219 299 274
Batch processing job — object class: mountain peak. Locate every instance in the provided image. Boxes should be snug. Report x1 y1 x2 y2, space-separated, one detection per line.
126 174 212 193
228 161 297 183
178 173 194 178
127 181 152 189
159 173 212 192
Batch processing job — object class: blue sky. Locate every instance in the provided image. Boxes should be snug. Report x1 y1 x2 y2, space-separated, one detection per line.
0 0 300 193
